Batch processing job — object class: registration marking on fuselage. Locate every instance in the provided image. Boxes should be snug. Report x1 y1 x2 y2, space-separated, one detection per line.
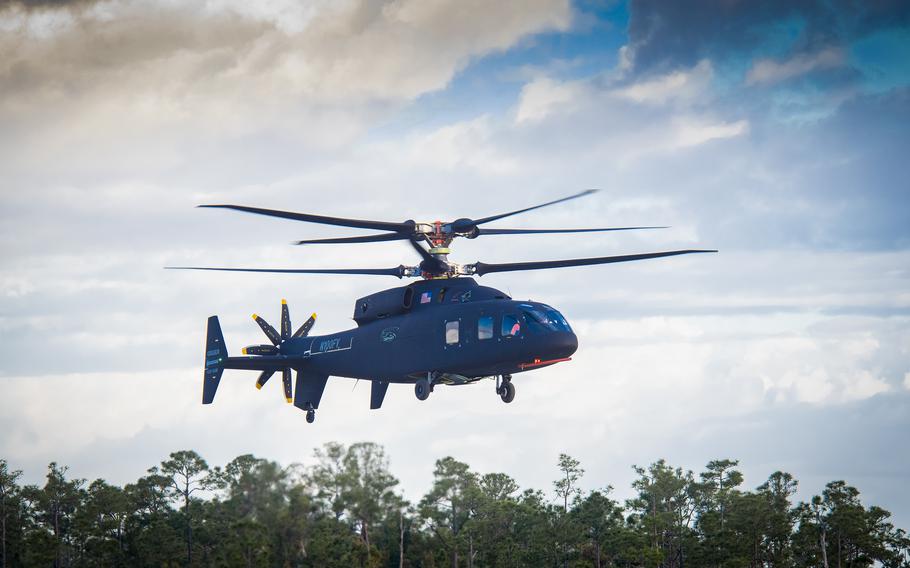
309 336 354 355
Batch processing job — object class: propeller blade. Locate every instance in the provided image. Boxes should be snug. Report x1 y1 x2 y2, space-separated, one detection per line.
470 189 599 227
243 344 279 356
477 226 667 236
293 313 317 338
198 204 413 233
166 266 411 278
280 299 291 340
255 370 275 390
252 314 281 345
282 368 292 403
469 249 717 276
294 232 409 245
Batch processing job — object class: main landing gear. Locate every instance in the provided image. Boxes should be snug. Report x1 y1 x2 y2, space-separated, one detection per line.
415 372 435 401
496 374 515 403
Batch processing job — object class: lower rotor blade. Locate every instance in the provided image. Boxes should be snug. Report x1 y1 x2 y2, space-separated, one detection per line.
295 232 409 245
243 345 279 356
478 226 667 236
282 368 292 403
280 299 291 340
255 370 275 390
166 266 410 278
252 314 281 345
293 313 317 338
470 249 717 276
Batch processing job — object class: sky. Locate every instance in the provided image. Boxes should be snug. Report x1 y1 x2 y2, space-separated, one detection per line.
1 0 909 527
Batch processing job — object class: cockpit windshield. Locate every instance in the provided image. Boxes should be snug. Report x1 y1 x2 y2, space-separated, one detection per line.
521 305 572 332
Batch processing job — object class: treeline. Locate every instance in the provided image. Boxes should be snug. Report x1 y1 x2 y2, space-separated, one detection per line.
1 443 908 567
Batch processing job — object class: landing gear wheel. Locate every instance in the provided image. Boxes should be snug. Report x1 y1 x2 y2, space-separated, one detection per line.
415 379 431 401
499 380 515 403
306 409 316 423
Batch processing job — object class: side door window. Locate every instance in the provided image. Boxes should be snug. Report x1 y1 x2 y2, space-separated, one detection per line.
445 320 460 345
478 315 494 340
501 314 521 338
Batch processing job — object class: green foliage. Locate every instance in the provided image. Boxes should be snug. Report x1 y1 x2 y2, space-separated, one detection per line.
0 448 908 567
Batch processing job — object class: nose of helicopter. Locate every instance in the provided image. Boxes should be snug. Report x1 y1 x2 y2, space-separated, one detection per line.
551 330 578 359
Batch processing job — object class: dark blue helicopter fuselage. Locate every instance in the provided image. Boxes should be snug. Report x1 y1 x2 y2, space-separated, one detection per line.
278 277 577 383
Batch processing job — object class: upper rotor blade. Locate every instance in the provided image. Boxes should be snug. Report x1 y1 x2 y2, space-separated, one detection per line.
166 266 410 278
470 249 717 276
478 226 667 236
294 232 410 245
471 189 598 226
198 204 413 233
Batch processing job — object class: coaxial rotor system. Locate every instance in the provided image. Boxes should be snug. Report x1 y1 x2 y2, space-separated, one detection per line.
168 190 716 278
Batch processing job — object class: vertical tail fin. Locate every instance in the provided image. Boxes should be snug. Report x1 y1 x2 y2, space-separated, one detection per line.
203 316 227 404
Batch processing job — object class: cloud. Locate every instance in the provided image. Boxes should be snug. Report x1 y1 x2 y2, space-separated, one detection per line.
746 47 845 85
0 0 570 104
0 0 570 176
612 59 714 105
515 76 585 124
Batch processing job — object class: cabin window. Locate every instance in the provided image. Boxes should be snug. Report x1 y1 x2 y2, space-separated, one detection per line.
478 316 493 340
501 314 520 337
445 320 460 344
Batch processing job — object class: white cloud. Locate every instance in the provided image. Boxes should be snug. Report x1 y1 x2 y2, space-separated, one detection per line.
746 48 845 86
671 117 749 148
613 60 714 105
0 0 571 172
515 77 585 123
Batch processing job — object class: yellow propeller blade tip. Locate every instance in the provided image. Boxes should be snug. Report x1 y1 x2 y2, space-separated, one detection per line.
285 397 292 403
311 312 317 319
255 383 262 390
251 313 258 320
281 299 287 305
242 347 248 355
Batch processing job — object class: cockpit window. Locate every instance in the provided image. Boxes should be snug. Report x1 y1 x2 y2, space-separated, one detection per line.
522 307 572 332
546 309 572 332
501 314 520 337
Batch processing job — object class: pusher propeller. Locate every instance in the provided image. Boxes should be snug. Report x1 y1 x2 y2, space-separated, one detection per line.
241 299 318 403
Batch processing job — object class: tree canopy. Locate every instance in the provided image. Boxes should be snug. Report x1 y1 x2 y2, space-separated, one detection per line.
0 446 907 567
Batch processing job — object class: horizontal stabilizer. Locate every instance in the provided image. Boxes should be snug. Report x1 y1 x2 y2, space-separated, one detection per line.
222 356 290 372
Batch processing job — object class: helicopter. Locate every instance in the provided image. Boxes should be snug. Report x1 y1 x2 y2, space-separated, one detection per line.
169 190 715 423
